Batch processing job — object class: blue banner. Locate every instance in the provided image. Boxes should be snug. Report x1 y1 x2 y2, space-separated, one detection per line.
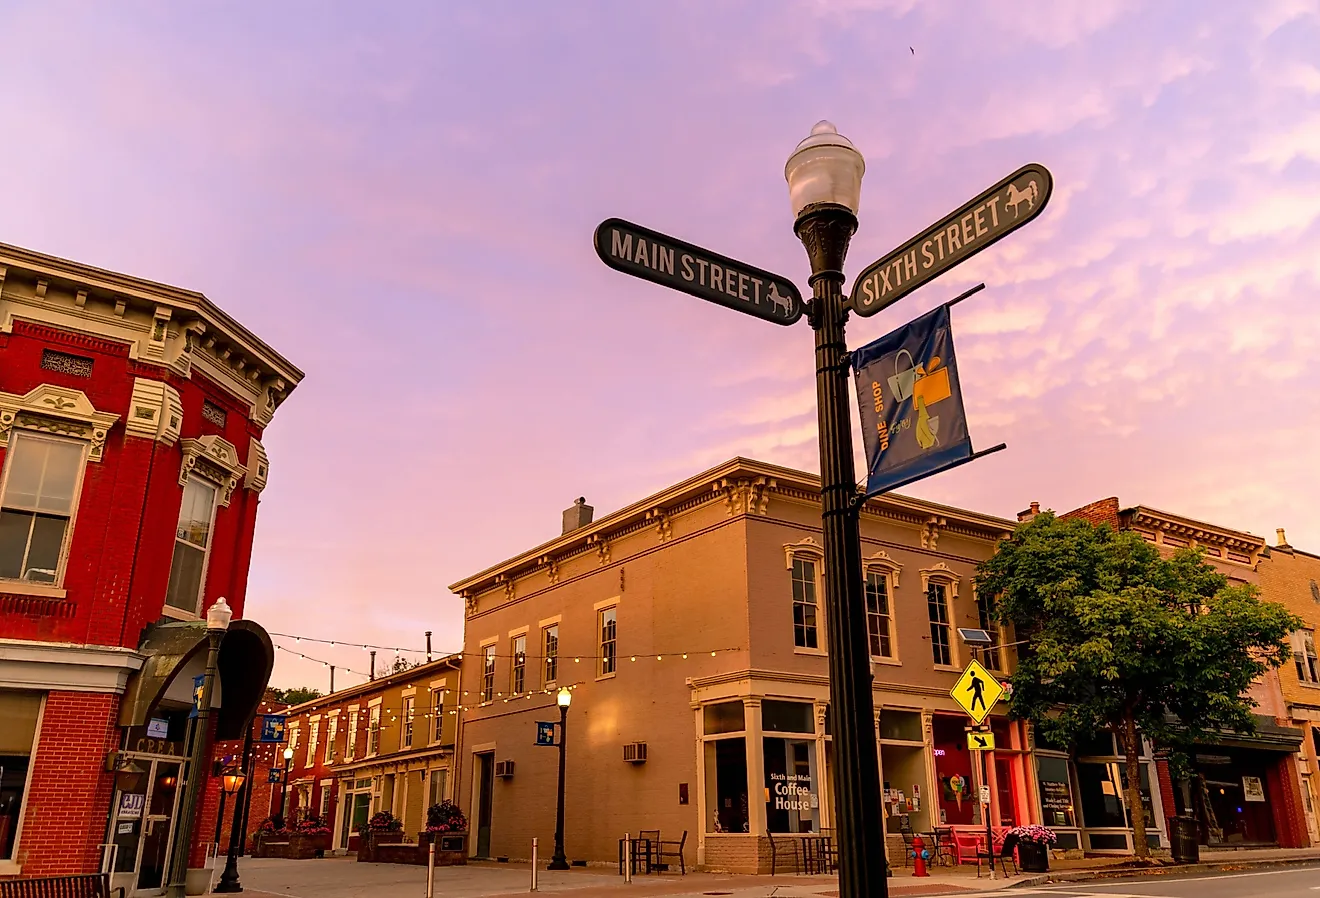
189 674 205 719
260 714 287 743
852 304 972 497
535 721 558 746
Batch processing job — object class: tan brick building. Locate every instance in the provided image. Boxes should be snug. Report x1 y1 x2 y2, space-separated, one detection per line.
1259 529 1320 844
449 458 1043 872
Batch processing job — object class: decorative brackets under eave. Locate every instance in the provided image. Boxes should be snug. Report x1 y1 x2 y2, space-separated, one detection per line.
179 434 248 506
125 378 183 446
0 384 120 461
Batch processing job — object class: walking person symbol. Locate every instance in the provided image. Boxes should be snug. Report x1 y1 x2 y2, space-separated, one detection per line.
968 671 986 713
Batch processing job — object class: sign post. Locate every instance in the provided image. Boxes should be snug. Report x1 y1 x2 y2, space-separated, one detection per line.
950 659 1005 879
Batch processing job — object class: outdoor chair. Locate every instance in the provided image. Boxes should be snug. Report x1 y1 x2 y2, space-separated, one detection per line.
952 831 982 865
653 830 686 874
818 828 838 874
977 831 1019 878
766 830 800 875
898 819 917 867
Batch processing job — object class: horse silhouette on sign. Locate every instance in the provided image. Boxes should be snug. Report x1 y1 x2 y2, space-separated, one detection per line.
1005 180 1039 219
767 283 795 317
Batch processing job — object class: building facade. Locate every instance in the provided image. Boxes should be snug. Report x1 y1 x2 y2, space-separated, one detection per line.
449 458 1072 873
1063 499 1310 849
0 242 301 889
279 655 461 854
1259 529 1320 844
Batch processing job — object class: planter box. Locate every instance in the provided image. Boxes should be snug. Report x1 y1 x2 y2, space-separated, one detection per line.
255 833 331 860
418 831 468 866
356 829 408 863
1017 840 1049 873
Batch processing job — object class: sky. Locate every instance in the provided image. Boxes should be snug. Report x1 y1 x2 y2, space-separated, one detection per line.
1 1 1317 689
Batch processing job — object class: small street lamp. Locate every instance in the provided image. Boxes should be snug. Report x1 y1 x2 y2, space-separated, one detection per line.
280 746 295 823
215 763 248 892
166 598 232 898
785 123 888 897
547 687 572 870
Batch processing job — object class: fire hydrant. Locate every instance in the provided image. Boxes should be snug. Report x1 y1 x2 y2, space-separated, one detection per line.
911 833 929 877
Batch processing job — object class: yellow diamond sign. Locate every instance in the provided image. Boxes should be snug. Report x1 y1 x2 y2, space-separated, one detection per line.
950 659 1004 725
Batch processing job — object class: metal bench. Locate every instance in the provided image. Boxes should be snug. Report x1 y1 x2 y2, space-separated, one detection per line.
0 873 120 898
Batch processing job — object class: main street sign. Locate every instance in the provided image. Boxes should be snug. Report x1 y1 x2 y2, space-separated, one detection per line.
594 218 804 325
950 658 1004 725
850 164 1053 317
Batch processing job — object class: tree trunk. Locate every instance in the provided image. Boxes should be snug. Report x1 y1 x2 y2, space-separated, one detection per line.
1120 711 1149 859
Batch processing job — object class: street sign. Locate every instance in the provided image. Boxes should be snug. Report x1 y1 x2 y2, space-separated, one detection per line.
967 731 995 752
850 163 1053 317
259 714 287 743
594 218 805 325
950 659 1004 725
979 785 991 805
535 721 558 746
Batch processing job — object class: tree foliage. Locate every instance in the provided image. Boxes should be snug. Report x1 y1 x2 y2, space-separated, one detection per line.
975 512 1299 856
270 686 323 705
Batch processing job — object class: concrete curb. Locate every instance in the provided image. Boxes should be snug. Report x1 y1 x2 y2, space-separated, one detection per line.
1005 853 1320 889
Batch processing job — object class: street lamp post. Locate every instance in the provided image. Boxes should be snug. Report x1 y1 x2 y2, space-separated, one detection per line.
215 763 248 892
280 747 294 824
166 598 232 898
547 687 572 870
785 122 887 898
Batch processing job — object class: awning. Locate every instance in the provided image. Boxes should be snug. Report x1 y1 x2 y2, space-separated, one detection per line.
1185 714 1304 753
118 618 274 740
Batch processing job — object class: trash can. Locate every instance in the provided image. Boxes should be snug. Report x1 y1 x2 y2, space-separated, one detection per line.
1169 816 1199 864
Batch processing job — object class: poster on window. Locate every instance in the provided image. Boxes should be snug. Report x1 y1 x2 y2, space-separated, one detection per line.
1242 775 1265 802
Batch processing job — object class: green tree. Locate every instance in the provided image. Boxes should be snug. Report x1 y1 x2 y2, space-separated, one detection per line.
272 686 322 705
975 512 1298 857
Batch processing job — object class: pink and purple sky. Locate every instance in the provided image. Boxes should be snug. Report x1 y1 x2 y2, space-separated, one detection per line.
2 2 1317 688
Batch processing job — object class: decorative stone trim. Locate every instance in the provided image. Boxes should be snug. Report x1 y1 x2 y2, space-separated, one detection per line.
918 562 959 598
714 476 775 517
0 385 119 461
245 437 270 492
179 434 247 506
647 508 674 543
920 516 947 550
862 550 902 588
126 378 183 445
784 536 824 569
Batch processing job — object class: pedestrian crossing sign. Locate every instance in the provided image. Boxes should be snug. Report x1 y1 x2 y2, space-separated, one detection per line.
967 731 995 751
950 659 1003 725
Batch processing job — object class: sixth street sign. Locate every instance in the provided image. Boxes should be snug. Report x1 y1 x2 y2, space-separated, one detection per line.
850 163 1053 317
595 218 804 325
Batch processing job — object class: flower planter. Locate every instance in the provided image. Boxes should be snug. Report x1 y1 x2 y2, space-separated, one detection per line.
418 831 468 866
356 829 407 863
1017 840 1049 873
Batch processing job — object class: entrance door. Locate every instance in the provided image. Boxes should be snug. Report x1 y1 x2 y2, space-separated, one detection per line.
108 759 181 897
475 754 494 858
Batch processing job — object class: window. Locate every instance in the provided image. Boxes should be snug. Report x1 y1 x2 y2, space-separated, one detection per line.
307 720 319 762
318 787 331 820
599 606 617 676
1295 630 1319 684
978 593 1002 671
165 477 218 612
792 558 819 649
864 571 893 658
481 645 496 702
431 691 443 742
324 716 338 763
0 432 85 585
367 707 381 756
0 690 42 861
543 624 559 686
345 710 359 760
428 768 448 807
511 635 526 695
402 697 415 748
927 582 952 666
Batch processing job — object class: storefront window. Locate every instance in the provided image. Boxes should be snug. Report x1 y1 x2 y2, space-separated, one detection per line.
764 737 818 833
762 700 813 734
704 738 748 833
703 701 745 735
1077 762 1126 828
931 715 975 827
0 690 42 861
1037 755 1076 828
879 710 922 742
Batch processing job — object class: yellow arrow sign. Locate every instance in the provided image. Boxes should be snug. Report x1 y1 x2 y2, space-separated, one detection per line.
967 731 995 751
950 659 1004 725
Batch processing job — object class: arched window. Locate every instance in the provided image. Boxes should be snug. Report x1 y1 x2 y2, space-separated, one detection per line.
920 563 961 667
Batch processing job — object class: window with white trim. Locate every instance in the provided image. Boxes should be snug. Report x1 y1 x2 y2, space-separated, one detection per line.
0 431 86 585
307 720 320 762
367 706 381 756
511 634 527 695
324 716 338 763
1295 629 1319 685
927 582 952 666
345 710 359 759
481 645 496 702
792 558 819 649
543 624 559 687
402 697 415 748
165 477 219 613
599 606 617 676
430 690 444 742
864 570 893 658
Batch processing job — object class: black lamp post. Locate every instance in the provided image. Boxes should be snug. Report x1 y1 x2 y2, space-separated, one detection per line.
785 122 887 898
166 598 232 898
279 747 294 823
214 762 248 892
547 687 572 870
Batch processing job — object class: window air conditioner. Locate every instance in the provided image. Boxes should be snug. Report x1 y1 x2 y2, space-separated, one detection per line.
623 742 648 763
494 760 515 778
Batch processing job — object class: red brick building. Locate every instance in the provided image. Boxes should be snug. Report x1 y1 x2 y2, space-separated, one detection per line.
0 241 302 891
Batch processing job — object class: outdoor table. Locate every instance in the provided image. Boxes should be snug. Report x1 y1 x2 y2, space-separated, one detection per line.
616 837 652 875
800 834 835 874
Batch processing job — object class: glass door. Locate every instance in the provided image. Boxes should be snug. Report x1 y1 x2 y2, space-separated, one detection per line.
135 761 181 894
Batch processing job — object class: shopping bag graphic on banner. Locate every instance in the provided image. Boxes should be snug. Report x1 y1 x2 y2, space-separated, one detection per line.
887 350 917 403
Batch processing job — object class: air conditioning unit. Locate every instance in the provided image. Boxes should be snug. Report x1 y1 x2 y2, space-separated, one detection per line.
623 742 647 763
494 760 515 778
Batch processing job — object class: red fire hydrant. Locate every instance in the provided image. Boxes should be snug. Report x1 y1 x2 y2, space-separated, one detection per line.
912 833 929 877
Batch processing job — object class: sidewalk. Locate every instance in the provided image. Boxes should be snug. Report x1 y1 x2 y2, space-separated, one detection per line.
225 847 1320 898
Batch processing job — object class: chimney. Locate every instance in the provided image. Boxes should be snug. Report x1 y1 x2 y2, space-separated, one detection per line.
1017 501 1040 523
563 497 593 534
1277 528 1291 549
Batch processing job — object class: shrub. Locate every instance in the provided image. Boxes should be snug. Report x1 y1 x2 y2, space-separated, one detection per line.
425 800 468 833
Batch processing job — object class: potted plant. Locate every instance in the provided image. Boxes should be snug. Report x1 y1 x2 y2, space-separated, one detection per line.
292 814 333 858
420 801 469 863
356 810 404 862
252 815 290 858
1006 824 1056 873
